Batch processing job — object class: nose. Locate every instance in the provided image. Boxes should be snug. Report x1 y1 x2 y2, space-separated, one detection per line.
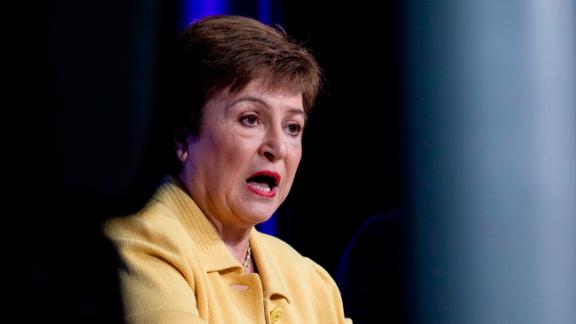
260 125 287 162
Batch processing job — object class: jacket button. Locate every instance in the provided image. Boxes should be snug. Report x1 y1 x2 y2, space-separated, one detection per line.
270 306 283 322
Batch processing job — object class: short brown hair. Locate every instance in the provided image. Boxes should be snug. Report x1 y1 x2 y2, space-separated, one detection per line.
174 15 321 136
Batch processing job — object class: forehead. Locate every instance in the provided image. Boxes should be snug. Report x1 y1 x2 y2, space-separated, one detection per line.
213 79 304 110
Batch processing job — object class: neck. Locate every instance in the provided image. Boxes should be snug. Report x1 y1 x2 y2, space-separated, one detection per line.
205 216 252 270
176 174 254 271
224 238 252 273
179 175 252 242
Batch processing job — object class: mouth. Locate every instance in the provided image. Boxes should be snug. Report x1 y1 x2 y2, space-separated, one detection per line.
245 170 281 197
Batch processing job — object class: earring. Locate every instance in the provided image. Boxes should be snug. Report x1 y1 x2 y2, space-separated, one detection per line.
177 150 188 161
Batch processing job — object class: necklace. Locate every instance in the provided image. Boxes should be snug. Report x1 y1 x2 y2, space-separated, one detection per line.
242 244 252 272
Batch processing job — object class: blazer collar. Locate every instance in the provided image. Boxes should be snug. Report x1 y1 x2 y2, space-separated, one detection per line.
250 231 293 303
153 176 291 303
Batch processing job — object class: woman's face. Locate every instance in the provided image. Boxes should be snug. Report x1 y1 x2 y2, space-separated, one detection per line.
179 80 305 229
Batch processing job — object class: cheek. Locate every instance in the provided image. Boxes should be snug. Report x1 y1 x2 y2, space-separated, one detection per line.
287 147 303 173
213 130 251 158
227 141 257 162
219 140 259 179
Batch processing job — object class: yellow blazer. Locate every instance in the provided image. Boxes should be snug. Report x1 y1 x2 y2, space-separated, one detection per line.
104 177 352 323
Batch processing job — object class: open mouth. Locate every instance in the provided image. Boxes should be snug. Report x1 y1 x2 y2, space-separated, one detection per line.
246 171 280 196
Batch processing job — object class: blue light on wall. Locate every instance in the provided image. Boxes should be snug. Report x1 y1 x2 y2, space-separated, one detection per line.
258 0 272 23
181 0 229 27
257 212 278 236
182 0 276 27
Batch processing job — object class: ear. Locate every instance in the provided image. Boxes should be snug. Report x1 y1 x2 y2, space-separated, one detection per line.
173 127 189 162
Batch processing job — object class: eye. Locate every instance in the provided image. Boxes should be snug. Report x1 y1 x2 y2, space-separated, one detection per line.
239 114 260 127
285 122 303 136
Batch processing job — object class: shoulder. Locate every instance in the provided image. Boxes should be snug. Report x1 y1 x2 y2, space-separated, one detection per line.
102 199 192 265
104 199 182 239
253 232 350 322
253 231 310 270
253 231 300 258
253 231 340 290
102 200 205 319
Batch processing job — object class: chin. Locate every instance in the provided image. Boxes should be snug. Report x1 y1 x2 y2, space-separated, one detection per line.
240 206 276 225
251 212 275 225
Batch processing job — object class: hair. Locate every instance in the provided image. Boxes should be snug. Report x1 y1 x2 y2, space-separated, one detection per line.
172 15 322 137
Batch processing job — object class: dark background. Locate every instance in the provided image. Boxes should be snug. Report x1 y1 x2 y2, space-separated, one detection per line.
1 0 405 320
279 1 405 274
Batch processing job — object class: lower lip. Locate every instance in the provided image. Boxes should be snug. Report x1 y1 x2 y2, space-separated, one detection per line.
246 183 277 198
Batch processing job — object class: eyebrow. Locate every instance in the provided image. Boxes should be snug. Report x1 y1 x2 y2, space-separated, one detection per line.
227 96 306 117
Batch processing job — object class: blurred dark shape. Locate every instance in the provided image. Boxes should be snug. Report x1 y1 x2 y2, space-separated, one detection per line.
5 195 125 323
0 1 178 321
335 209 413 324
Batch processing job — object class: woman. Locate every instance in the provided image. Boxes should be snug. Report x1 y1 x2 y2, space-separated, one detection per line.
104 15 351 323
